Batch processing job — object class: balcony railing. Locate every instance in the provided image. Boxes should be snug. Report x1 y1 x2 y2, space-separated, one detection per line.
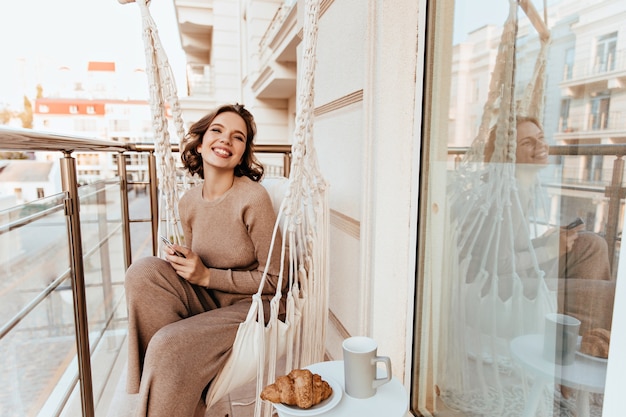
562 48 626 82
0 126 291 417
257 0 297 67
558 110 626 133
186 64 215 97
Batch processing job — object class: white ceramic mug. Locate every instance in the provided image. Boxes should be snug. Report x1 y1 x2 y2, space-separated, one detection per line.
342 336 392 399
543 313 580 365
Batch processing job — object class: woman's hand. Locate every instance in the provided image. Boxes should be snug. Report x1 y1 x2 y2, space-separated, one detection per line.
538 224 583 258
163 245 211 287
558 223 584 257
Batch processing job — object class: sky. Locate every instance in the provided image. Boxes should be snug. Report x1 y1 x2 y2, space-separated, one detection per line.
0 0 555 109
0 0 186 107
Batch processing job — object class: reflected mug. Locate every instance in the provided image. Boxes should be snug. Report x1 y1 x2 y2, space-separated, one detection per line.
543 313 580 365
342 336 392 399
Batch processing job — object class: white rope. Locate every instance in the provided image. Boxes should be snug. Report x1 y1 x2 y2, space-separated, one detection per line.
289 0 328 368
136 0 186 245
252 1 329 415
250 1 328 415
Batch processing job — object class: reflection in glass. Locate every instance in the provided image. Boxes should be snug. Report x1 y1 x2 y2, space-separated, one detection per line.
416 0 624 416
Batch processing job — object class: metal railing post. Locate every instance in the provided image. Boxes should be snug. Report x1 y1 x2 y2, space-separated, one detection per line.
60 151 94 417
605 155 625 272
283 152 291 178
118 152 132 268
147 151 159 255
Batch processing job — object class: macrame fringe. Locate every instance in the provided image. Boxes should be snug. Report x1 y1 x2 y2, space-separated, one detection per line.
137 0 186 246
253 0 330 415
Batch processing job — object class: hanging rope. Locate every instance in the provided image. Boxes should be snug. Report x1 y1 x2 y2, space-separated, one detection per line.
136 0 187 245
248 0 329 414
285 0 329 368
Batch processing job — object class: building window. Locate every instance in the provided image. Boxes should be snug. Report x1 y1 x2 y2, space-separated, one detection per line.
559 98 571 131
74 119 97 131
563 47 574 80
589 94 610 130
471 78 480 103
36 188 45 199
87 106 95 114
109 119 130 132
583 155 604 182
69 105 78 114
39 105 49 113
594 32 617 73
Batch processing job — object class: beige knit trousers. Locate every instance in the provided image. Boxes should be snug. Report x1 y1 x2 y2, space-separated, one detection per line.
124 256 249 417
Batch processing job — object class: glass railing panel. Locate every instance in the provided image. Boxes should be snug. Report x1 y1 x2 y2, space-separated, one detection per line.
0 193 71 333
0 193 78 417
0 295 79 417
75 179 127 336
127 189 154 261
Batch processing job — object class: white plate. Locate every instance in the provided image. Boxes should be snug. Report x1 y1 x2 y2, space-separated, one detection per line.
271 376 343 416
576 350 608 364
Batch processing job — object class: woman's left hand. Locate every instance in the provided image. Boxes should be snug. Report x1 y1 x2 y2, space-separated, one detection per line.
164 245 211 287
558 223 584 256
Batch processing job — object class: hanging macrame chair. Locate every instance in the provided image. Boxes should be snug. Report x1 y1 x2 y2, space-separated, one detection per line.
421 1 553 416
120 1 329 416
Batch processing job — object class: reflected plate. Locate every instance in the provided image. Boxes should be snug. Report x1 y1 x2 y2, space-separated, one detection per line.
576 350 608 364
272 376 343 416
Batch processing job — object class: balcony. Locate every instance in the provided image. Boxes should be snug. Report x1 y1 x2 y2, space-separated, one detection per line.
560 49 626 97
0 127 290 417
250 1 299 99
555 110 626 142
173 0 213 64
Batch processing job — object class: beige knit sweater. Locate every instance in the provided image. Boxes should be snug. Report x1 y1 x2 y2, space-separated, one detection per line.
178 175 285 306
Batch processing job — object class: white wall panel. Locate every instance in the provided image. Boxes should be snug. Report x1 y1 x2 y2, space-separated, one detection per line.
314 0 367 107
315 104 364 221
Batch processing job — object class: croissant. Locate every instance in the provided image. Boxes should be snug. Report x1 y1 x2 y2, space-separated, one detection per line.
260 369 333 409
580 327 610 359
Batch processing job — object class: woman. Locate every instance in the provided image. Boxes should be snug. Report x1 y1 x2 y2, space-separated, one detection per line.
124 103 284 416
480 116 613 333
481 116 611 285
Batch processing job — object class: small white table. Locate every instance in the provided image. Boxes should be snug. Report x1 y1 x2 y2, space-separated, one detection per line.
510 334 607 417
273 360 408 417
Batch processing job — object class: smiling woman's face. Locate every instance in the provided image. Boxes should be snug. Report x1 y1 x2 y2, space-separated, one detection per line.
198 111 248 172
516 121 549 165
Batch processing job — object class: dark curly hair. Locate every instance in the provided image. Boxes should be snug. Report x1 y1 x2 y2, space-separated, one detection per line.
181 103 264 181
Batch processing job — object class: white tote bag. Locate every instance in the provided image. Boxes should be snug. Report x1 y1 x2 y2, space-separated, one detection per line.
204 293 291 409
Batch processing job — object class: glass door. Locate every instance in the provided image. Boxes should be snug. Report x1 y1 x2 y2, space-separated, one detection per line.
412 1 624 416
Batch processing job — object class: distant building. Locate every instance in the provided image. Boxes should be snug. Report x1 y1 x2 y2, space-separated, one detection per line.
27 60 178 190
0 159 57 204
